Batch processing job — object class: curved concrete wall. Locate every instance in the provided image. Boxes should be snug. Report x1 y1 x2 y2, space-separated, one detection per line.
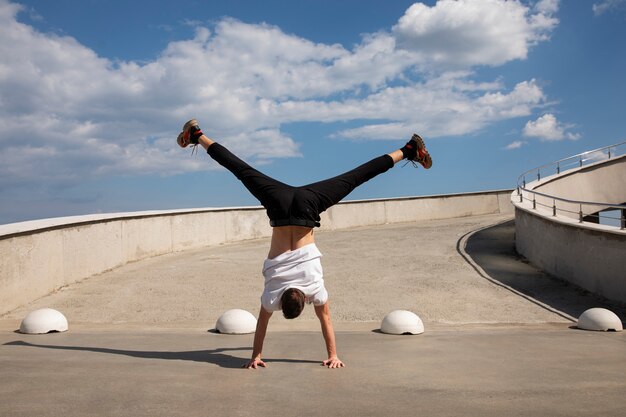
1 190 513 315
529 155 626 219
514 209 626 302
512 156 626 303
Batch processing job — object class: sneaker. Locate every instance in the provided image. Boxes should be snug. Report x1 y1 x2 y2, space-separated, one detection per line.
176 119 203 148
407 133 432 169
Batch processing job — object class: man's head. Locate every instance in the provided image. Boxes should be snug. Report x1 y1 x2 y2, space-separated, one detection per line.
281 288 305 319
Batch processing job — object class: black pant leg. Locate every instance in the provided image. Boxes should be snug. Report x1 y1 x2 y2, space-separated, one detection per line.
207 143 294 217
300 154 394 213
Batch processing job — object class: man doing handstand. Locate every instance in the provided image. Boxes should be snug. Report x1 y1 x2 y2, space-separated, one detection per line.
177 120 432 369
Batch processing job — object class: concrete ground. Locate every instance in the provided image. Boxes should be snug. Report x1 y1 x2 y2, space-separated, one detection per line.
1 213 625 416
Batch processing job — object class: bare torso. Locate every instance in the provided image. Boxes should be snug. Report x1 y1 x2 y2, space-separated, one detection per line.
268 226 316 259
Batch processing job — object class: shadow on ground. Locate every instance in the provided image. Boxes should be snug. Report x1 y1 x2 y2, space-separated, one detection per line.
462 220 626 322
3 341 319 368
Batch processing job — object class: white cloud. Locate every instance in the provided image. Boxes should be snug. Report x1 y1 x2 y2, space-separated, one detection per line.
535 0 560 14
522 114 581 141
504 140 527 150
584 149 610 163
328 78 545 140
593 0 626 16
392 0 559 67
0 0 557 191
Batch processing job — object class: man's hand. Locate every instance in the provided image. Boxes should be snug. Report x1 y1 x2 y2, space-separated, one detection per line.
322 356 345 369
315 303 344 370
243 358 267 369
242 306 273 370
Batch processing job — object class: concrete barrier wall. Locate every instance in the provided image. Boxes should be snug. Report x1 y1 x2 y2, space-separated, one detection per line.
0 190 513 315
534 155 626 204
322 191 514 229
512 155 626 303
514 208 626 303
529 155 626 220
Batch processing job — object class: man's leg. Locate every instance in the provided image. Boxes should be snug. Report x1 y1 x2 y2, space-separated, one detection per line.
301 150 402 213
178 120 293 212
207 142 292 208
299 133 431 213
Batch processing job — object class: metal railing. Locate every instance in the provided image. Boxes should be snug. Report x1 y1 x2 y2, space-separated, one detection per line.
515 141 626 230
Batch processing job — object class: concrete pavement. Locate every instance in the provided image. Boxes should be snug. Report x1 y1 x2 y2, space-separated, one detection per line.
1 213 625 416
2 325 625 417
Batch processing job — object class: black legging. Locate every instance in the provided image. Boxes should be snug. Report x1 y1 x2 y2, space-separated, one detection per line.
207 143 394 227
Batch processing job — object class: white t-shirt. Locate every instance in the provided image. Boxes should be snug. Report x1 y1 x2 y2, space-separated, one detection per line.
261 243 328 312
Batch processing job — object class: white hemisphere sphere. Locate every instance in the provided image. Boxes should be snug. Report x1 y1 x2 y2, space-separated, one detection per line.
381 310 424 335
577 308 623 332
216 309 257 334
19 308 68 334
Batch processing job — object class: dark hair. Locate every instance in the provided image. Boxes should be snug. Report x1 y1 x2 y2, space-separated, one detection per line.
281 288 305 319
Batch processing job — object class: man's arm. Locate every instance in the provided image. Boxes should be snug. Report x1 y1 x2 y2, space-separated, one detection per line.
314 302 345 369
243 306 272 369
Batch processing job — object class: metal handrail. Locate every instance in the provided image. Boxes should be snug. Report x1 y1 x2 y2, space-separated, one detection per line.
515 141 626 229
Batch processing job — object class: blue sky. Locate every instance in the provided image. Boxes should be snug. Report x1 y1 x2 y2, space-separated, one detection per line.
0 0 625 224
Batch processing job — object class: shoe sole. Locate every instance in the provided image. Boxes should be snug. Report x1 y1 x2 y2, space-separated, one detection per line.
176 132 186 148
411 134 432 169
177 119 199 148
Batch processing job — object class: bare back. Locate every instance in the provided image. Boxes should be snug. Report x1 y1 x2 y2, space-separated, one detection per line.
268 226 316 259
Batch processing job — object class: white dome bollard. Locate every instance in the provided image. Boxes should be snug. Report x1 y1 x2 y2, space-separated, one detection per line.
381 310 424 335
577 308 623 332
215 309 257 334
19 308 69 334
